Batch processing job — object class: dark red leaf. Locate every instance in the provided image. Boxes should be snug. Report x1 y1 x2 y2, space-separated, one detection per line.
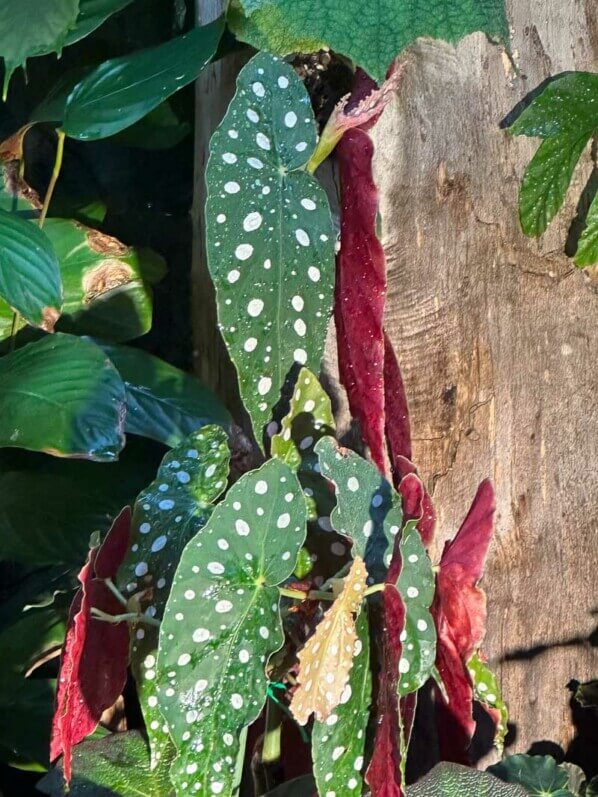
365 587 405 797
50 510 131 783
432 479 496 762
336 125 389 477
94 506 131 579
383 332 412 467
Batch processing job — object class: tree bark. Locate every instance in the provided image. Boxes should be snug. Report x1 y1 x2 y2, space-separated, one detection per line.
372 1 597 763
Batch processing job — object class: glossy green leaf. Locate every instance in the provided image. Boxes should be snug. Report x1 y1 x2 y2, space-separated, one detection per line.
0 437 163 565
102 344 231 447
0 333 126 460
517 135 590 237
489 755 576 797
509 72 598 238
206 52 335 445
111 101 191 150
116 426 230 767
396 519 436 696
37 731 175 796
316 436 399 580
408 764 527 797
60 19 224 140
0 0 79 98
0 168 165 343
233 0 508 83
574 190 598 267
156 458 306 796
0 208 62 330
467 651 508 753
64 0 134 46
312 611 371 797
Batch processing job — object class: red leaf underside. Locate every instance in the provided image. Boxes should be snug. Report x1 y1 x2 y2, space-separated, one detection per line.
50 509 131 783
432 480 496 762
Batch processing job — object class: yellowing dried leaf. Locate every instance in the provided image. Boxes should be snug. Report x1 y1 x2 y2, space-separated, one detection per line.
290 556 367 725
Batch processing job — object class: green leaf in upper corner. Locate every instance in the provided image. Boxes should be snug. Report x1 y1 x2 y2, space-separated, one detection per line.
467 651 508 753
0 208 63 331
517 134 590 236
0 437 164 566
574 190 598 267
312 611 371 797
101 344 232 447
396 519 436 696
509 73 598 139
409 764 528 797
0 333 126 460
0 0 79 99
156 459 306 796
37 731 175 796
116 426 230 767
60 18 224 140
0 167 166 343
508 72 598 237
206 52 335 447
232 0 508 83
489 755 576 797
64 0 135 47
315 436 399 580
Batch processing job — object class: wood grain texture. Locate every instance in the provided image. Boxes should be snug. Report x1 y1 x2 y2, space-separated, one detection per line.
372 0 598 760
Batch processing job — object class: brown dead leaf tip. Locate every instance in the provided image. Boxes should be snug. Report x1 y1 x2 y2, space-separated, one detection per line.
82 260 134 302
85 227 129 256
41 306 61 332
290 556 367 725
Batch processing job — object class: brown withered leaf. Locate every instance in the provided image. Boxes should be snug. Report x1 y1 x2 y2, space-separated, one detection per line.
290 556 367 725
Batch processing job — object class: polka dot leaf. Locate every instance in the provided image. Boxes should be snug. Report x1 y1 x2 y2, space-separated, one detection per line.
290 556 367 725
467 651 508 754
315 436 401 581
156 458 306 796
206 52 335 448
311 610 371 797
395 518 436 697
116 425 231 768
271 367 335 520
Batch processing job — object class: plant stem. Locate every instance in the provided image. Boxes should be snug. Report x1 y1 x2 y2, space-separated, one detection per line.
261 702 282 765
90 607 161 627
278 586 335 602
364 582 386 597
104 577 129 608
38 129 65 228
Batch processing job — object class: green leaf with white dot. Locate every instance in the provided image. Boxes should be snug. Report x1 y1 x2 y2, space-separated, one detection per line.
206 52 335 447
312 611 371 797
156 458 306 797
315 436 400 581
116 425 230 767
468 651 508 754
396 519 436 697
271 367 335 519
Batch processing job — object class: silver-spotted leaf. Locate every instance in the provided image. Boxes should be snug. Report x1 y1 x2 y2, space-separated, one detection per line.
409 763 527 797
156 458 306 796
116 426 230 766
316 436 400 581
467 651 508 754
271 367 335 521
396 518 436 696
206 52 335 446
312 610 371 796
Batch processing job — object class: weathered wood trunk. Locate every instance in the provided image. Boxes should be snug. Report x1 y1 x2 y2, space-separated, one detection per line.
193 0 598 767
373 1 598 763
